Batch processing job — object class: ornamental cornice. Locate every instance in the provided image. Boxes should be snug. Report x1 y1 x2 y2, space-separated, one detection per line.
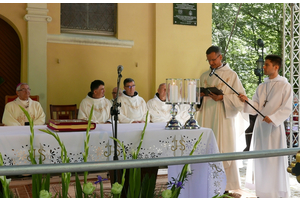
24 14 52 23
24 4 52 23
47 34 134 48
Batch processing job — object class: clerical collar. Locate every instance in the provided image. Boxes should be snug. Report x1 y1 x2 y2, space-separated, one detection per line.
210 63 226 71
123 91 138 97
87 92 105 99
156 93 165 102
217 63 226 70
20 99 29 108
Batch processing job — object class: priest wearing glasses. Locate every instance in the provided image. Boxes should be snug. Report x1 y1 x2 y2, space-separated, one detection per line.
195 45 247 192
117 78 149 123
2 83 45 126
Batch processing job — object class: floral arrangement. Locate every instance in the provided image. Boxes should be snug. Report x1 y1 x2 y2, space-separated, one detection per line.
0 107 227 198
19 106 51 198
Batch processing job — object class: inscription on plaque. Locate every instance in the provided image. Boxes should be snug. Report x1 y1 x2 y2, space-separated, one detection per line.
173 3 197 26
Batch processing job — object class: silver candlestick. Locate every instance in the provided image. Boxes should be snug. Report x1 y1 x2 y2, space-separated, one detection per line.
183 103 200 129
183 78 200 129
165 78 183 130
166 103 182 130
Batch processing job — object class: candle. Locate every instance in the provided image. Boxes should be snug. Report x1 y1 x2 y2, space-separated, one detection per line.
188 81 196 102
169 83 178 103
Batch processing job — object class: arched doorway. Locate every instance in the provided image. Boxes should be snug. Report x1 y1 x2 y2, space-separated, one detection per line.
0 18 21 123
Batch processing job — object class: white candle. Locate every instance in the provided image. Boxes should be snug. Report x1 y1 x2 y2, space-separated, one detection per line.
170 83 178 103
188 82 196 102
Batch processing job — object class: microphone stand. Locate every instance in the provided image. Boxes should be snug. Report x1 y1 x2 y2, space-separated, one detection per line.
210 70 265 118
110 72 122 183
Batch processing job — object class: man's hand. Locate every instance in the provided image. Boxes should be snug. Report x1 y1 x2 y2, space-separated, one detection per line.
208 92 223 101
263 116 272 124
200 92 205 97
238 94 248 102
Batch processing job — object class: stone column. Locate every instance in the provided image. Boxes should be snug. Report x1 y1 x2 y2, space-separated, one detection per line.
24 3 52 112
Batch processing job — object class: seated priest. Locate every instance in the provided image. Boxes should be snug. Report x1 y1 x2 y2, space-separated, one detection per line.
117 78 149 123
110 86 123 104
78 80 112 123
147 83 173 123
2 83 45 126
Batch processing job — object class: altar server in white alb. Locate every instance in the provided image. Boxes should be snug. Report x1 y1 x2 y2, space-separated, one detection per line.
238 55 292 198
147 83 173 123
195 46 247 191
78 80 112 123
2 83 45 126
118 78 149 123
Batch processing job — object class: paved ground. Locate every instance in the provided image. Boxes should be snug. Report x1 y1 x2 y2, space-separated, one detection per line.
236 159 300 198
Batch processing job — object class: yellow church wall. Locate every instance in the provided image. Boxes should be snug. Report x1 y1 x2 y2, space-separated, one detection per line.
46 3 156 120
155 3 212 89
47 3 60 35
0 3 212 121
0 3 28 82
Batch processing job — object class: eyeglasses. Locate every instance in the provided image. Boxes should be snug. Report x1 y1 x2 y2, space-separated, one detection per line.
206 54 220 62
125 85 135 89
18 88 31 92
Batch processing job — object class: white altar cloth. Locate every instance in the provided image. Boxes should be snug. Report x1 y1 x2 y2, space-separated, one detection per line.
0 123 226 197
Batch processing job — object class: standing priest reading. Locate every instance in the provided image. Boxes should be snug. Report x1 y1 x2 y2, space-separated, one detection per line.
2 83 45 126
195 45 246 192
238 55 292 198
118 78 148 123
78 80 112 123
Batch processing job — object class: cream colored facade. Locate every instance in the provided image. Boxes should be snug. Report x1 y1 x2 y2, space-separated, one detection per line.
0 3 212 121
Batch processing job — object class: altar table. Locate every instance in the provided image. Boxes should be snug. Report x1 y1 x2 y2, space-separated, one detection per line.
0 123 226 197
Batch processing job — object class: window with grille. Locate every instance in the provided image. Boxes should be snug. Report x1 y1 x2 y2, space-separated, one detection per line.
61 3 117 36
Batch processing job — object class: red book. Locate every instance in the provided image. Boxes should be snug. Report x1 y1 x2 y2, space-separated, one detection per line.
47 119 96 132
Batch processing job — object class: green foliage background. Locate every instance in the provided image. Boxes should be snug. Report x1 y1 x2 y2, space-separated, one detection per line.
212 3 283 98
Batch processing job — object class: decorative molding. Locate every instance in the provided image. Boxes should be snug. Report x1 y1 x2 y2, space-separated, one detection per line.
47 33 134 48
24 14 52 22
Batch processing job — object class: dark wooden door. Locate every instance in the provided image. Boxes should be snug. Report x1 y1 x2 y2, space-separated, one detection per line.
0 18 21 123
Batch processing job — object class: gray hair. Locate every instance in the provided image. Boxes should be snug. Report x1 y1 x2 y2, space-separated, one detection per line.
158 83 166 89
16 83 28 91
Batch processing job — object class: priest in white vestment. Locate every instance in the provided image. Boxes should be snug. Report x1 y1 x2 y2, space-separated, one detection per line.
118 78 149 123
2 83 45 126
147 83 173 123
239 55 292 198
110 87 123 104
195 46 246 191
78 80 112 123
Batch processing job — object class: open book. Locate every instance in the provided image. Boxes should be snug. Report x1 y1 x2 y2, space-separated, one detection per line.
200 87 224 96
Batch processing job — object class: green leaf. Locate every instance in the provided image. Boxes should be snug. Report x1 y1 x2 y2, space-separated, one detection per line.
75 172 83 198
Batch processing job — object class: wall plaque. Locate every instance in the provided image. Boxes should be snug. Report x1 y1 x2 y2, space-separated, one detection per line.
173 3 197 26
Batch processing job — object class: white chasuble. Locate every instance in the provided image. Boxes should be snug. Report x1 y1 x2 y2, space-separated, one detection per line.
118 93 149 123
244 75 292 198
147 94 172 123
195 63 246 190
2 97 45 126
78 95 112 123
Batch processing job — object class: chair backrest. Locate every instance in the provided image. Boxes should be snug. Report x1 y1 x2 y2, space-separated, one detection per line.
5 95 39 104
50 104 78 120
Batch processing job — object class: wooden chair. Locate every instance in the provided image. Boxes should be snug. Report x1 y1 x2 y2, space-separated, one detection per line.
5 95 39 104
50 104 78 120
